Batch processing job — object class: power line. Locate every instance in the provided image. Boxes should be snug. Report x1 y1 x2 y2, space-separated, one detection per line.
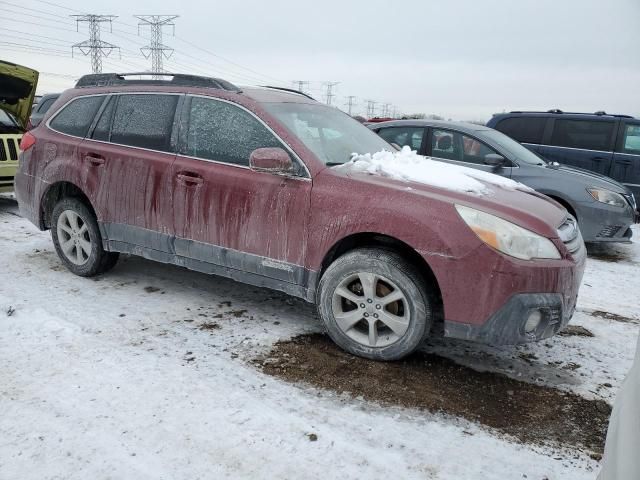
71 15 120 73
135 15 179 77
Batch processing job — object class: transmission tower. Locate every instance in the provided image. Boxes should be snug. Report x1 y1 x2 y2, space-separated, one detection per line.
292 80 309 93
365 100 377 119
345 96 357 116
135 15 179 78
381 103 392 117
323 82 339 106
71 15 119 74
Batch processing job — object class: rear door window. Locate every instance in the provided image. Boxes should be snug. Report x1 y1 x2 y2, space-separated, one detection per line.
377 127 425 151
110 94 179 152
183 96 283 166
494 117 546 144
550 119 615 151
621 124 640 154
49 95 105 138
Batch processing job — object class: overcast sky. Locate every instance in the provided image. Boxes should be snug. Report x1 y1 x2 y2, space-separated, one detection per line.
2 0 639 120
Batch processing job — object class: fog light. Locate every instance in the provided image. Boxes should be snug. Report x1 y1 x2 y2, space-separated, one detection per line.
525 310 543 333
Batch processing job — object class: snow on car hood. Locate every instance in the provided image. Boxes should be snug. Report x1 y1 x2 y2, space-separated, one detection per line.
337 146 533 196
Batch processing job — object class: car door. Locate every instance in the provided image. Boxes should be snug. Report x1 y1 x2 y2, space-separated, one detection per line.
427 128 514 178
538 118 616 175
171 95 312 288
78 93 179 251
611 120 640 199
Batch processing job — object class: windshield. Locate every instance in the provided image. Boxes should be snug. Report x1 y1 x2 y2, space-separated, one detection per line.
0 109 21 133
479 129 547 166
264 102 392 165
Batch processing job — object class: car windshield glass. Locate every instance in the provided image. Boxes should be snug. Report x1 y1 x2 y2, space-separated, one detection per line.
480 129 547 166
0 109 18 128
264 102 392 165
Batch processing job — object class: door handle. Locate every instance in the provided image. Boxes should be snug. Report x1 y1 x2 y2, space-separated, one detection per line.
592 157 605 163
176 172 204 186
85 153 105 166
616 159 632 166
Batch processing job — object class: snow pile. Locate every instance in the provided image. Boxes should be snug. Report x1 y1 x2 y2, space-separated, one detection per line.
339 146 533 195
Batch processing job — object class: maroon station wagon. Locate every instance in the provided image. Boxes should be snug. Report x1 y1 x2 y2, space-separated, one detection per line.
15 73 586 360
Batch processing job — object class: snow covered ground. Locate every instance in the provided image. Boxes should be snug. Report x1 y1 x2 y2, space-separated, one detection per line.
1 194 638 480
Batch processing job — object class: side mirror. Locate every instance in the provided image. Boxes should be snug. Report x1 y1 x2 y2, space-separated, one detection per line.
484 153 506 167
249 147 294 175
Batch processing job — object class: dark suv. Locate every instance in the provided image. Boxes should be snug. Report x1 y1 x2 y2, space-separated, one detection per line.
487 111 640 199
15 73 585 361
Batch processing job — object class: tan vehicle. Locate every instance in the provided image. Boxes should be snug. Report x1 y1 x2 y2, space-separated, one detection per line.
0 60 38 193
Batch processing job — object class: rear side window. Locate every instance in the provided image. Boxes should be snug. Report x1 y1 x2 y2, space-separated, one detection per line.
110 94 178 152
550 119 615 151
378 127 424 151
49 96 105 138
494 117 546 144
184 97 282 166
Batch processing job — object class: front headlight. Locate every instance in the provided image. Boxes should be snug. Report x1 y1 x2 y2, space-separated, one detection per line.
455 205 561 260
587 187 627 208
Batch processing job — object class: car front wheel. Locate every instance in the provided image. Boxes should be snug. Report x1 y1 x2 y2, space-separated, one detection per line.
317 248 433 361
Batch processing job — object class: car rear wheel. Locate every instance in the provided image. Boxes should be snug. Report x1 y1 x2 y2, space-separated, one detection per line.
51 198 119 277
317 248 433 361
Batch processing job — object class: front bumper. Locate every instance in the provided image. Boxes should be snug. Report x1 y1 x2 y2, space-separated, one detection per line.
576 199 636 243
444 293 574 345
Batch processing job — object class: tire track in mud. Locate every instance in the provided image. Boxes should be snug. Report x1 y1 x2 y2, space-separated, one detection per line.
254 333 611 455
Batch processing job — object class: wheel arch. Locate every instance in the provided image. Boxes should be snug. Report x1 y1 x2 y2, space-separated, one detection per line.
40 181 96 230
544 194 578 221
317 232 445 329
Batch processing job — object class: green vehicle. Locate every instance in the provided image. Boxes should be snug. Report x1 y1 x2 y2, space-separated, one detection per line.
0 60 38 193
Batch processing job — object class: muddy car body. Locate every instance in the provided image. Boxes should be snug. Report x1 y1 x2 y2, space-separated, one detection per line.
15 73 585 360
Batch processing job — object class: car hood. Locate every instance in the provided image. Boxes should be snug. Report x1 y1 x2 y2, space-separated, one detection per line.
334 167 567 239
548 164 629 193
0 61 39 130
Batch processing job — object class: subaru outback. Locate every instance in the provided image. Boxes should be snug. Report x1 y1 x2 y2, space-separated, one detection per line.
15 73 586 360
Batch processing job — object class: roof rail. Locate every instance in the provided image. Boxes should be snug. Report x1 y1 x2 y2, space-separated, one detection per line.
260 85 316 101
75 73 241 92
509 109 634 119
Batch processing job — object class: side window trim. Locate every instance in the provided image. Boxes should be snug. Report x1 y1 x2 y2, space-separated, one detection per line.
179 94 310 179
46 94 108 139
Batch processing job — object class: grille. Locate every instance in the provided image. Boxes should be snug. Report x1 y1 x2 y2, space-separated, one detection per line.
597 225 622 238
557 216 582 254
0 136 22 161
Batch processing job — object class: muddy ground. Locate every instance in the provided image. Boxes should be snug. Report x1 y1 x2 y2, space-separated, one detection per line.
255 333 611 456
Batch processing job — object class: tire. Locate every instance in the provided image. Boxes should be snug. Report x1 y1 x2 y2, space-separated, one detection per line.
317 248 433 361
51 197 119 277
